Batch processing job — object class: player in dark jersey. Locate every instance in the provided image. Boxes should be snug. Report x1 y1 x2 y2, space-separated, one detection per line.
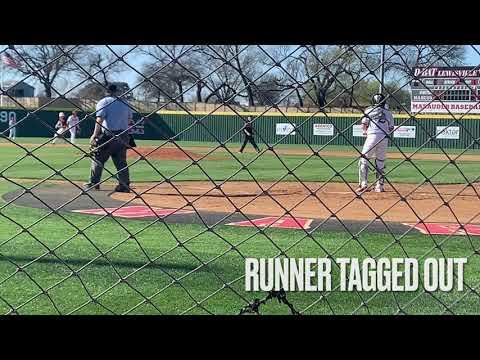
239 116 260 153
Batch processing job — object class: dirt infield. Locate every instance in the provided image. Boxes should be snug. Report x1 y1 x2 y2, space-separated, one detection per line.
127 147 205 161
111 181 480 224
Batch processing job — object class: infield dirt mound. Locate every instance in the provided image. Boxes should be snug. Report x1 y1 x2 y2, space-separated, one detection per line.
111 181 480 224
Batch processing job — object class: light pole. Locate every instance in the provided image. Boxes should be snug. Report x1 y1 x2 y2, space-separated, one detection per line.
379 45 385 94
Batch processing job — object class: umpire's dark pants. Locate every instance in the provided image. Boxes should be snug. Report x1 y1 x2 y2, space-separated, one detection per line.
90 132 130 187
239 136 260 153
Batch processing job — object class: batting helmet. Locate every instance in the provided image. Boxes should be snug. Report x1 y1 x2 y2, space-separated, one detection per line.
372 93 386 108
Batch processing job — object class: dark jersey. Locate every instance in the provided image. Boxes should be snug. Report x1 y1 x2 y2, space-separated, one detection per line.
243 123 254 137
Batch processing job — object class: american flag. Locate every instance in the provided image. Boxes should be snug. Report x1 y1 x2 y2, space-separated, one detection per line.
1 52 20 69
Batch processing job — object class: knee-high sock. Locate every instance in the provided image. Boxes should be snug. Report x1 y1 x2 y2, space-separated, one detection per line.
358 157 369 187
375 158 385 186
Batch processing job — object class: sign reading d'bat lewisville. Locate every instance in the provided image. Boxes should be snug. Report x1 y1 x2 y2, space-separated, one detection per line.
411 66 480 114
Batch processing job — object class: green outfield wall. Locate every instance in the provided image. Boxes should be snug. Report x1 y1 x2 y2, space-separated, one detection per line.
1 108 479 149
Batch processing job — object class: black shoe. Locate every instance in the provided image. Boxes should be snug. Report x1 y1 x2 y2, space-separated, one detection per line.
84 183 100 191
114 185 130 193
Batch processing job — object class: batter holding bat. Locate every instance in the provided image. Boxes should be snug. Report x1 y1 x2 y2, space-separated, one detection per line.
356 93 394 194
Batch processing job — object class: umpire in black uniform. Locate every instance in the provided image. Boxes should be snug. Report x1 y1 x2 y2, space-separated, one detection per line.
85 84 132 193
239 116 260 153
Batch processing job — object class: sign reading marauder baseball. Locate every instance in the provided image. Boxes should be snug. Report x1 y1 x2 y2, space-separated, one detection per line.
411 66 480 114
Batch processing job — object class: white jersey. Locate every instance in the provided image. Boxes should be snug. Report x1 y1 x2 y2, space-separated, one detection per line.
67 115 79 128
361 106 394 136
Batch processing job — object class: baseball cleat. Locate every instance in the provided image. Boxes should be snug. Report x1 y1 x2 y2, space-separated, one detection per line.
84 183 100 191
374 185 385 193
355 185 368 194
114 185 130 193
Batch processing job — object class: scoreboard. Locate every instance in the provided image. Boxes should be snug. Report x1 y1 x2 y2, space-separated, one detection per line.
410 66 480 114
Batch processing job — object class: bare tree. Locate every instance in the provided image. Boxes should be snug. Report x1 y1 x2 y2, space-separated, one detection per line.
139 45 202 103
196 45 263 106
384 45 466 80
326 45 380 108
10 45 88 98
137 62 178 103
202 63 244 105
251 74 283 106
76 83 106 100
76 47 128 86
256 45 306 107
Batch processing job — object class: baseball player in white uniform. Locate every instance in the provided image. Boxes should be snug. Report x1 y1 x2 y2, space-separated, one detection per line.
52 112 68 144
8 114 16 140
67 110 80 144
356 93 394 194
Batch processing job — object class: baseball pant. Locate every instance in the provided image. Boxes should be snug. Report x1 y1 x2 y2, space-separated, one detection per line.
52 128 66 144
8 127 16 140
70 128 77 144
239 136 260 153
90 132 130 187
358 134 388 188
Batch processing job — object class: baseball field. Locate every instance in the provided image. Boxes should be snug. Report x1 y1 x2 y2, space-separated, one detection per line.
1 137 479 314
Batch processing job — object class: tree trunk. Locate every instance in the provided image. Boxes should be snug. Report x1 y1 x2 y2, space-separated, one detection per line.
44 84 52 98
196 82 203 102
316 88 326 108
295 88 304 107
232 54 255 106
177 82 184 102
244 76 255 106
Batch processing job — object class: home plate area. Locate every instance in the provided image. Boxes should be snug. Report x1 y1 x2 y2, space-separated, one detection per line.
404 223 480 236
227 216 313 230
72 205 480 235
73 205 313 230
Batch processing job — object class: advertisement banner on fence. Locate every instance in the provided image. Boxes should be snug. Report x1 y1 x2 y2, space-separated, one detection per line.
276 123 296 136
394 126 416 139
352 125 366 137
435 126 460 140
313 123 334 136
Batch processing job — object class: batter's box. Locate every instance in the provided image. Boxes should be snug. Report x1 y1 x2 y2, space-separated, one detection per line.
227 216 313 230
73 206 194 218
404 223 480 236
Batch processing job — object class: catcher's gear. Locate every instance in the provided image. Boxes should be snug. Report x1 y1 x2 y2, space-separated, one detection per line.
372 93 386 108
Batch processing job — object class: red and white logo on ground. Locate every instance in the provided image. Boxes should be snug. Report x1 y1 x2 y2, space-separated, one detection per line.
227 216 313 230
404 222 480 236
73 206 193 218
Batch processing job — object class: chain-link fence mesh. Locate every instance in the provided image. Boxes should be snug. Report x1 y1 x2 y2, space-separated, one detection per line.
0 44 479 315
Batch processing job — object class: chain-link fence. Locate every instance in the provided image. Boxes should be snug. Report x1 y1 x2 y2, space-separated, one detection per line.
0 45 479 315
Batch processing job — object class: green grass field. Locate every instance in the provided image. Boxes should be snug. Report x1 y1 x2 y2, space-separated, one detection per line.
1 138 479 184
0 138 479 314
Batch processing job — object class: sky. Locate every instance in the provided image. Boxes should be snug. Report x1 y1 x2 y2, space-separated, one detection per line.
2 45 480 97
